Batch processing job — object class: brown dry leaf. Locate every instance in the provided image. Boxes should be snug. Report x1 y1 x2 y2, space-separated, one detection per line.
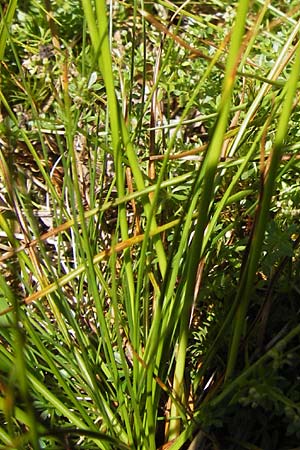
157 438 177 450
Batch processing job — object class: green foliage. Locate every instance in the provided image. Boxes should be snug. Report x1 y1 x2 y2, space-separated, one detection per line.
0 0 300 449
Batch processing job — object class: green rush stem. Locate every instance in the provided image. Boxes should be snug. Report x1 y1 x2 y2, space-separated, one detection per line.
168 0 250 439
